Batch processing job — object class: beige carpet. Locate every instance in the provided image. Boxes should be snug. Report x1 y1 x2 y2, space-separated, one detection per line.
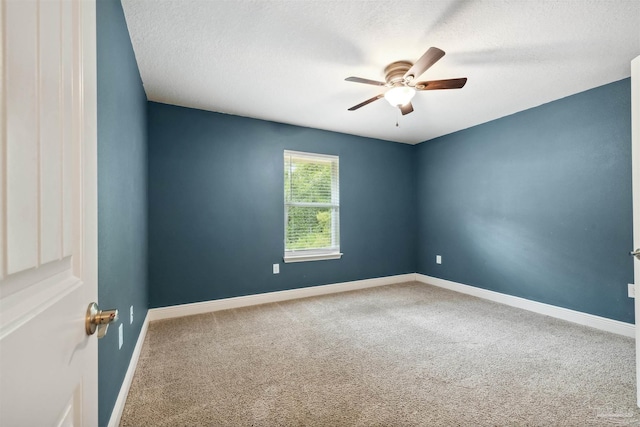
120 282 640 426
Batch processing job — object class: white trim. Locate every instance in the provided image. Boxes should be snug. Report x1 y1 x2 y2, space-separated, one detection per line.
148 274 415 322
107 312 150 427
415 274 634 338
631 54 640 407
112 272 633 426
147 273 634 336
283 150 338 162
284 149 340 259
284 252 343 263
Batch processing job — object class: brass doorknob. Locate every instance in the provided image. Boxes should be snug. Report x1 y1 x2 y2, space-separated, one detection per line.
85 302 119 339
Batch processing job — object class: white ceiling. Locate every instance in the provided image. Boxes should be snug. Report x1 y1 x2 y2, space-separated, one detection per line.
121 0 640 144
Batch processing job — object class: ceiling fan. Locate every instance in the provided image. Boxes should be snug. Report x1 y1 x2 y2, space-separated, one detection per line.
345 47 467 116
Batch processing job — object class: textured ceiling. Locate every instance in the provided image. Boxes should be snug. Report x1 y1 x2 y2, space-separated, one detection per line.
121 0 640 144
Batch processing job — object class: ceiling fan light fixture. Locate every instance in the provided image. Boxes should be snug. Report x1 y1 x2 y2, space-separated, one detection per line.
384 86 416 107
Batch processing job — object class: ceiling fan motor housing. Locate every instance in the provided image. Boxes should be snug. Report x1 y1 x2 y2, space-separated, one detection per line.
384 61 413 85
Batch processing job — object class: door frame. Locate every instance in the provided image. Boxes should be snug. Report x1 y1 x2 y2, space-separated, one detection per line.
80 0 99 422
631 55 639 407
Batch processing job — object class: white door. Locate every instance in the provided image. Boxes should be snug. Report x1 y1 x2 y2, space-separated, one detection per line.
0 0 98 425
631 55 640 407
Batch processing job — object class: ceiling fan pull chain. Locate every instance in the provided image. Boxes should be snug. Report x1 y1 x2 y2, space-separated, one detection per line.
396 108 399 127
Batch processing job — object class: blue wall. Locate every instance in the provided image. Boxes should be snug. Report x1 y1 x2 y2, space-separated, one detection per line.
147 103 416 308
97 0 148 425
416 78 633 323
147 80 633 322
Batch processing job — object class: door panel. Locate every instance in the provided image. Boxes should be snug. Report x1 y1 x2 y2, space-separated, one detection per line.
5 0 39 275
0 0 98 425
39 0 63 266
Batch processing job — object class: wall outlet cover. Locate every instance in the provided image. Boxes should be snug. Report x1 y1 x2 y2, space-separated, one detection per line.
130 305 134 324
628 283 635 298
436 255 442 264
273 263 280 274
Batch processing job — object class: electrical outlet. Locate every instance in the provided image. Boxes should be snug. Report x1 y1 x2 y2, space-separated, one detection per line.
273 263 280 274
118 324 123 349
629 284 635 298
130 305 134 324
436 255 442 265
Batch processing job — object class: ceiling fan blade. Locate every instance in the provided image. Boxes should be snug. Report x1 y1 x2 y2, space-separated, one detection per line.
414 78 467 90
345 76 386 86
403 47 445 82
400 102 414 115
348 94 384 111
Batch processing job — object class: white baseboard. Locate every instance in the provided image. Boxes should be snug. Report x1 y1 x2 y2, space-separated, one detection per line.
107 312 150 427
415 274 635 338
148 273 416 322
148 273 634 337
109 273 633 425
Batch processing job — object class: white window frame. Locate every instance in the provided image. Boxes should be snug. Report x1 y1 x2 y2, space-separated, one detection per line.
284 150 342 263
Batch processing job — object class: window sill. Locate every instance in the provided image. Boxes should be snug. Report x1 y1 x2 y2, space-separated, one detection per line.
283 253 343 263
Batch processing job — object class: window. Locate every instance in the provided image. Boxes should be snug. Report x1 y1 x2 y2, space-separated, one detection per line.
284 150 341 263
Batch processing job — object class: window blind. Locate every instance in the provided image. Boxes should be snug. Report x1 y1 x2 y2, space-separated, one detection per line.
284 150 340 260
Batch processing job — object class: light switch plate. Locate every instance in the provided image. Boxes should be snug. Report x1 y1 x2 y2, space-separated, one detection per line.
273 263 280 274
118 324 123 349
629 283 635 298
436 255 442 264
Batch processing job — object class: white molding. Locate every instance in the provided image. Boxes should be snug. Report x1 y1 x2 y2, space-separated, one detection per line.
112 273 634 424
416 274 634 338
284 252 343 263
148 274 415 322
147 273 634 338
631 54 640 407
107 312 150 427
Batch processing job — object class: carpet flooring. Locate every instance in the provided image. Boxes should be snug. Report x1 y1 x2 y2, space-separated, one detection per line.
120 282 640 426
